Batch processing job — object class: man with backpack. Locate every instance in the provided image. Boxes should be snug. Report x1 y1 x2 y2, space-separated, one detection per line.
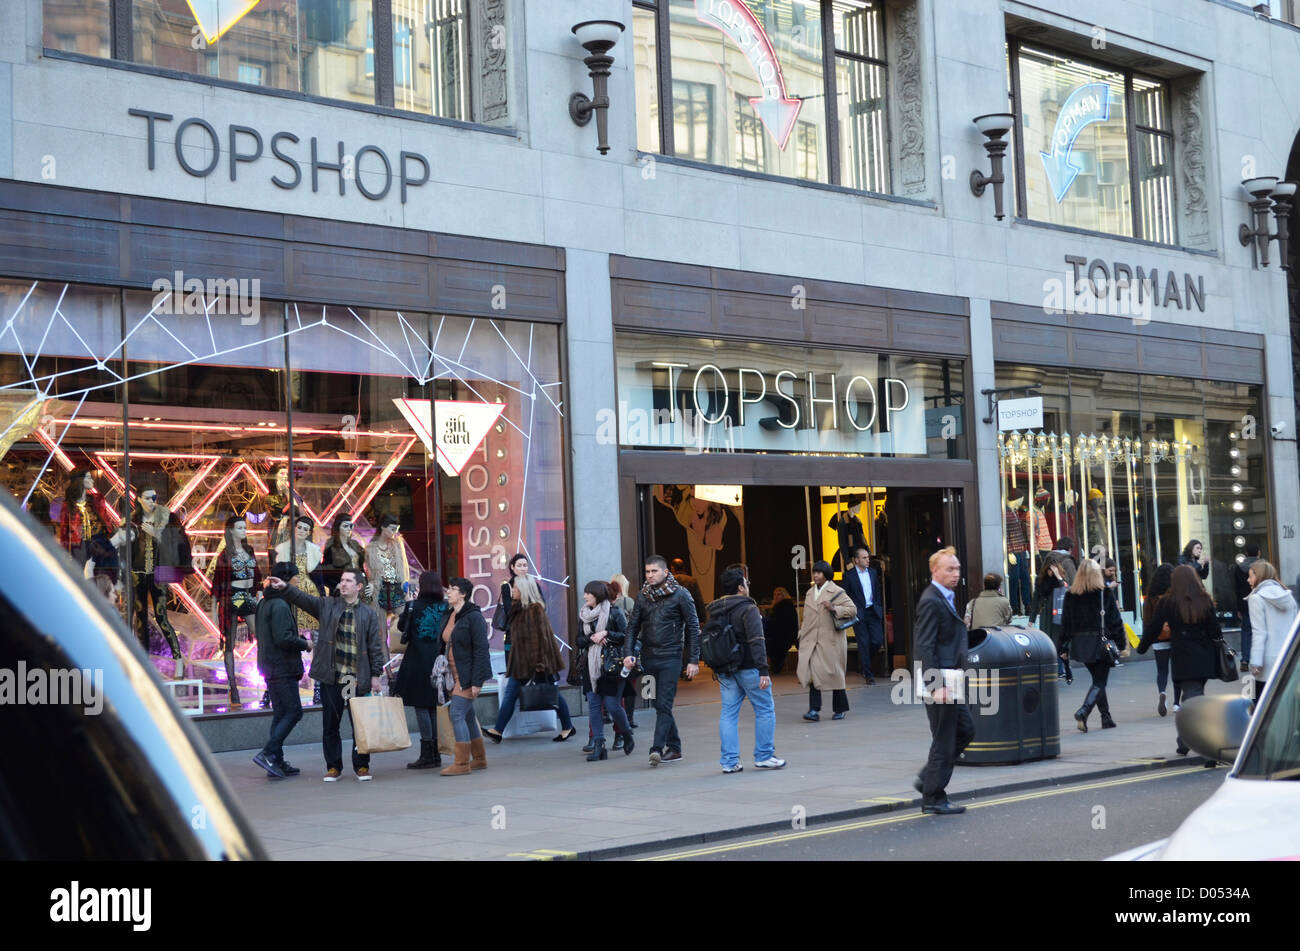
704 564 786 773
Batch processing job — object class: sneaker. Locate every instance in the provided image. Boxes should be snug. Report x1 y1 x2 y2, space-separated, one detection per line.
721 763 744 773
802 710 820 722
649 749 662 767
277 758 301 776
660 750 683 764
832 711 847 721
1157 693 1167 717
1172 703 1181 713
252 752 286 779
356 767 373 782
754 757 787 770
322 767 342 782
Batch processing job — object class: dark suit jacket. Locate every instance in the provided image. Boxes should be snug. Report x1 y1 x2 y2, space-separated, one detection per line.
841 565 884 649
913 582 968 679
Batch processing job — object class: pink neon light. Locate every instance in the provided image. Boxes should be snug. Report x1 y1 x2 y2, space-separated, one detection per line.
351 435 417 520
172 583 220 637
33 427 76 471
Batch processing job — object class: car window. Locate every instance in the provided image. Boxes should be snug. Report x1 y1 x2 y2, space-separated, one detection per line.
1238 619 1300 781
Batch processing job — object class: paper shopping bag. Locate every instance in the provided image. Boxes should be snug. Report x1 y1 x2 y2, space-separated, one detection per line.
436 704 456 755
348 695 412 753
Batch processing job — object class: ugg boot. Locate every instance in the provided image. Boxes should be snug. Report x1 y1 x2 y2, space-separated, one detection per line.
441 742 471 776
408 740 438 769
469 737 488 770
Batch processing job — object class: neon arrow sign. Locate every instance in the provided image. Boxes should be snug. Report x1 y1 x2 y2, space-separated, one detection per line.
1039 82 1111 202
695 0 802 149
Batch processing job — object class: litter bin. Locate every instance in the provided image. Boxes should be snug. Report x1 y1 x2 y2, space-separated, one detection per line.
957 626 1060 765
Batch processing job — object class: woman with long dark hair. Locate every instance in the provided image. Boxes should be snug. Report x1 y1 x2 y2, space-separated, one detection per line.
321 513 367 596
394 571 452 769
1059 559 1124 732
1141 564 1222 757
1177 539 1211 581
1138 564 1176 716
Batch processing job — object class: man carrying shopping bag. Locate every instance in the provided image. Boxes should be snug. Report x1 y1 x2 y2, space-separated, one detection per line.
268 567 386 782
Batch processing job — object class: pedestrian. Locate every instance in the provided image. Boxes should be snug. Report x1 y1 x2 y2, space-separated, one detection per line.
1235 545 1261 674
764 586 799 676
964 572 1013 629
708 564 785 773
576 580 635 761
1139 564 1176 716
840 545 884 684
266 567 385 781
393 571 452 770
796 560 857 721
439 577 493 775
607 575 639 739
1140 565 1222 757
251 561 310 779
1059 559 1125 732
1177 539 1211 582
913 546 972 815
624 554 701 766
671 557 706 677
483 573 577 744
1034 542 1073 683
1245 560 1297 705
495 553 540 654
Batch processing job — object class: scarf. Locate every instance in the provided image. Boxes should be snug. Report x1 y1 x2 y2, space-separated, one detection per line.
414 600 451 641
640 574 681 602
579 600 612 685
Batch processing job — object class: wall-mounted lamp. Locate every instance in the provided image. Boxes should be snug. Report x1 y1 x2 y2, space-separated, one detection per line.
1239 176 1295 269
970 113 1016 221
569 19 625 155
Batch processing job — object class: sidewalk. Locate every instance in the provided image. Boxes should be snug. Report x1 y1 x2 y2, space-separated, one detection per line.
215 662 1239 861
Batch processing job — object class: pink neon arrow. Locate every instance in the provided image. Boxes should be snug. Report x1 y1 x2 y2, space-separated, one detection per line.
695 0 803 149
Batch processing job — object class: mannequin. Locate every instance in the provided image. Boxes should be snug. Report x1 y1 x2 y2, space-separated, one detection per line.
321 512 368 596
208 515 261 705
1004 493 1031 616
366 513 410 637
263 466 300 560
57 469 115 566
1086 488 1110 562
828 501 867 574
131 487 183 660
1030 488 1054 561
274 515 324 633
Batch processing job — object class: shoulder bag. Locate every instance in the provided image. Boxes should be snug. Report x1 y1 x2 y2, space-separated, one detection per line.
1213 636 1238 684
1099 589 1122 667
519 673 559 712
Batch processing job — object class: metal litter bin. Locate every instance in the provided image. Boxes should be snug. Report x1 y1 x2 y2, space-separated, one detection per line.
957 626 1060 765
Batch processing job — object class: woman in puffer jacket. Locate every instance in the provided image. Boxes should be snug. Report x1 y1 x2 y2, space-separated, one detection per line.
1245 560 1298 705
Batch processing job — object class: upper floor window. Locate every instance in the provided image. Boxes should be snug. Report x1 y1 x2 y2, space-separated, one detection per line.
45 1 475 122
635 0 892 191
1009 42 1177 243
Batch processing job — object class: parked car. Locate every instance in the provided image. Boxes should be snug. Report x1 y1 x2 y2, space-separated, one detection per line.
1108 612 1300 860
0 492 264 859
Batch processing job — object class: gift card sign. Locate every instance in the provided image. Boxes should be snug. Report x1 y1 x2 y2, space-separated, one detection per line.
185 0 262 45
393 398 506 477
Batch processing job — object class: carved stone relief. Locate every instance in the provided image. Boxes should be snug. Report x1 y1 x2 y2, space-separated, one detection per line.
1174 76 1210 249
475 0 508 123
894 0 926 196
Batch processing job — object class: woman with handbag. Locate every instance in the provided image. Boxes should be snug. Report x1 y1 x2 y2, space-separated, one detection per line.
440 577 494 776
577 580 635 761
494 553 540 650
1035 557 1071 684
1244 560 1296 707
608 575 640 738
482 574 576 744
796 561 858 721
1141 565 1223 758
393 571 452 770
1137 564 1176 716
1059 559 1125 733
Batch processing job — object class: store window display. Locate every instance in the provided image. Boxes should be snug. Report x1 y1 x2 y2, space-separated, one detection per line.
274 515 325 634
208 516 262 706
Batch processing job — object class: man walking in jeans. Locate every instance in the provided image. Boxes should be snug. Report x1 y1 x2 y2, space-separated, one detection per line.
625 554 700 766
707 565 786 773
267 567 385 781
251 562 311 778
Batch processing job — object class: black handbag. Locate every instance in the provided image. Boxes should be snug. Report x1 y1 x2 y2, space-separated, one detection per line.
1098 589 1122 667
518 674 558 711
1214 638 1238 684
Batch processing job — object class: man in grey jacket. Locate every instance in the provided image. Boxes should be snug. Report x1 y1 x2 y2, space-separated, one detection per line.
268 567 385 781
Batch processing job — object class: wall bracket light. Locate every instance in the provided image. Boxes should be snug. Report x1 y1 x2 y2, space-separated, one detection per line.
1239 177 1295 269
569 19 625 155
970 113 1016 220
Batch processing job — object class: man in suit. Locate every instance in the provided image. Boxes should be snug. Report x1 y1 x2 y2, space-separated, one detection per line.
840 545 884 685
912 546 973 816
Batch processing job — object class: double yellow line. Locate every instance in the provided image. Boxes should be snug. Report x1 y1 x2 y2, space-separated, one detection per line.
638 766 1206 861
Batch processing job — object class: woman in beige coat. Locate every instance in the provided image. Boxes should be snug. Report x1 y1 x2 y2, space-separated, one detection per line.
797 561 859 721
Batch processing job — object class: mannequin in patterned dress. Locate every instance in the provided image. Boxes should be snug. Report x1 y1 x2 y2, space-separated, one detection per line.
209 515 262 706
275 515 324 632
131 488 183 659
57 469 117 566
366 513 410 650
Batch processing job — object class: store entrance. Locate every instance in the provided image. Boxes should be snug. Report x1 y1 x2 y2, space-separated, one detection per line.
636 483 967 673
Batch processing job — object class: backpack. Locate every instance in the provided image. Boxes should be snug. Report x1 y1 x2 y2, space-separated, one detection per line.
699 609 743 673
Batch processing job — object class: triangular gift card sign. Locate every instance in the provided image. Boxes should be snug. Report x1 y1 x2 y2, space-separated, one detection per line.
393 398 506 477
186 1 263 46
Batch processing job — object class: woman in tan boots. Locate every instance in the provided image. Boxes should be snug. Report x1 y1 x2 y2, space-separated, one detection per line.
440 577 493 775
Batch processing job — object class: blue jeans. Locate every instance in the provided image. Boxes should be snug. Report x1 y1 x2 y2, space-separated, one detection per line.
588 690 630 741
718 668 776 767
1007 556 1031 615
493 676 574 733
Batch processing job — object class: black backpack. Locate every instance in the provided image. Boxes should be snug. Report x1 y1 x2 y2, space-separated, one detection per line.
700 609 742 673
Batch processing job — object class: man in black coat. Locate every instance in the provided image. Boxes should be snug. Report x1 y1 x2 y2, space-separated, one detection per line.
912 546 973 815
840 545 885 684
252 562 311 779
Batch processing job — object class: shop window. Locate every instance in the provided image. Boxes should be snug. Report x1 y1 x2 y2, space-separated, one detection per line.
1009 42 1177 244
638 0 888 189
42 0 111 57
673 80 715 164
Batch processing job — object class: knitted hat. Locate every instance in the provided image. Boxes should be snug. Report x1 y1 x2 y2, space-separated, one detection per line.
1088 488 1104 501
1034 488 1050 505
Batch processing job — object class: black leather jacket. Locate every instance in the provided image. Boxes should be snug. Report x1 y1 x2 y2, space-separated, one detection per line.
627 586 701 665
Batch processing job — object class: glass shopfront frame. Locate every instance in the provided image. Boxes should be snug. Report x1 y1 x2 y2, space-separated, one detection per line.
0 279 569 713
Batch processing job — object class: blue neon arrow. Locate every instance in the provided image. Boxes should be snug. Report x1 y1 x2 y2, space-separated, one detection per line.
1039 82 1111 202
